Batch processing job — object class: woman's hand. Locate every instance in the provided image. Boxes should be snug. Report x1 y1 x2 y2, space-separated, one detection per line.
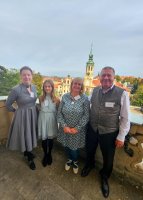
63 127 71 133
70 128 78 134
63 127 78 134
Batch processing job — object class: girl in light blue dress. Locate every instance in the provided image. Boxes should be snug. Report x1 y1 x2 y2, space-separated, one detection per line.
38 80 60 167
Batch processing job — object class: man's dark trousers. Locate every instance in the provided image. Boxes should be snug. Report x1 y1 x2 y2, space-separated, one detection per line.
85 124 118 179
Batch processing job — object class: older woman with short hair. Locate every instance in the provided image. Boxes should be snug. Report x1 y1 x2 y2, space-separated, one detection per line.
57 78 89 174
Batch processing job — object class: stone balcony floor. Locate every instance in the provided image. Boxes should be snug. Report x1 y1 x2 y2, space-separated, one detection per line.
0 144 143 200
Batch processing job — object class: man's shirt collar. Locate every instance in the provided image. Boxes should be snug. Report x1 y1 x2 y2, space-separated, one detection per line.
100 84 114 94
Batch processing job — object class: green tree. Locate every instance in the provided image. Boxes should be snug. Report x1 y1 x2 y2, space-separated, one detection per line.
32 72 43 97
115 75 121 82
0 66 43 97
0 67 20 96
121 77 139 85
130 85 143 107
84 89 90 96
131 82 138 94
0 65 7 76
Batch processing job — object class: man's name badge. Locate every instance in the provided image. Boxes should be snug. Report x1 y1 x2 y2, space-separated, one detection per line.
105 102 115 108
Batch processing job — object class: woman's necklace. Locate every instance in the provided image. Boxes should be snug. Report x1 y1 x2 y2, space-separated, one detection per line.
71 94 80 104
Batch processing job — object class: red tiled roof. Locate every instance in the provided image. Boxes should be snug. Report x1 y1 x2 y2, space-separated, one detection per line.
92 79 101 87
115 82 130 92
54 84 59 88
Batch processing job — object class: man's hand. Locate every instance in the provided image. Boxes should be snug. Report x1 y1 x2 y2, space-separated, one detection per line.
115 139 124 148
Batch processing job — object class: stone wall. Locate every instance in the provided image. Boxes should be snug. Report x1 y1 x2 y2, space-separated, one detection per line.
0 100 13 144
94 123 143 188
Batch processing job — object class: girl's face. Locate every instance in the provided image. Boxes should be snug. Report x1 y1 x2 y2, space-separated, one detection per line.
44 83 53 94
20 69 32 85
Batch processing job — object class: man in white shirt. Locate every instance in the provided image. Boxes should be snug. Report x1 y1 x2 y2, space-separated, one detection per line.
81 66 130 198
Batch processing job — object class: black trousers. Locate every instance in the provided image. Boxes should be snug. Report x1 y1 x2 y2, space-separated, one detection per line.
85 124 118 179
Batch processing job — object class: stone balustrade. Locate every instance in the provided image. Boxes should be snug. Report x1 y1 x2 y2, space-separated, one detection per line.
0 100 13 143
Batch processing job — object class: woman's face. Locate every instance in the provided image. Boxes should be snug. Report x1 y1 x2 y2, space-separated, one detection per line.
71 80 82 94
20 69 32 85
44 83 53 94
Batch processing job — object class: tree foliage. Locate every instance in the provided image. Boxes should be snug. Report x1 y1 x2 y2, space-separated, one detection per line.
115 75 121 82
0 66 20 95
130 85 143 107
32 72 43 96
121 77 139 85
0 66 43 97
130 82 138 94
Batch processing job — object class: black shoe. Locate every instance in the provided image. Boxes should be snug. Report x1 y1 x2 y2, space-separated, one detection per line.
124 147 134 157
24 151 35 159
101 178 109 198
42 154 48 167
47 153 52 165
28 160 36 170
81 166 94 177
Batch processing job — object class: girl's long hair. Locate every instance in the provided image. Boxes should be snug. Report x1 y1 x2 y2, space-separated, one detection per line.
39 79 60 106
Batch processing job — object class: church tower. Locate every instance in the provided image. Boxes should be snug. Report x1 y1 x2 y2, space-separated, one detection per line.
84 45 94 94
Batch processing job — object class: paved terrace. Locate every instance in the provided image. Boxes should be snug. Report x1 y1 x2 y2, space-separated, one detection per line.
0 143 143 200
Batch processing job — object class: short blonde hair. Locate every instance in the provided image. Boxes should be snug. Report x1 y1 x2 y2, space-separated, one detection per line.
70 77 84 94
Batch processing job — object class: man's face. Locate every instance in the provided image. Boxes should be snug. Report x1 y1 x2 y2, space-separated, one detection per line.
100 69 115 89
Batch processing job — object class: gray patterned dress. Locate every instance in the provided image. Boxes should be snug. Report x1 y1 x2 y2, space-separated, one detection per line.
6 83 37 152
57 93 89 150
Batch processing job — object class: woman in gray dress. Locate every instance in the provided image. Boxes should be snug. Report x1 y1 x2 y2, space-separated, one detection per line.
6 66 37 170
57 78 89 174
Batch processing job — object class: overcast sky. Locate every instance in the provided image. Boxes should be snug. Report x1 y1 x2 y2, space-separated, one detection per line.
0 0 143 77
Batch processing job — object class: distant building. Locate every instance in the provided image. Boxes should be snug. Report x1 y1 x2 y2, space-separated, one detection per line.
42 75 72 97
84 47 95 95
42 48 130 97
83 49 130 95
61 75 72 94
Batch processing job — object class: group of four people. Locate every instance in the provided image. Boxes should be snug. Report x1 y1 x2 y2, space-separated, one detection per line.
6 66 130 198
